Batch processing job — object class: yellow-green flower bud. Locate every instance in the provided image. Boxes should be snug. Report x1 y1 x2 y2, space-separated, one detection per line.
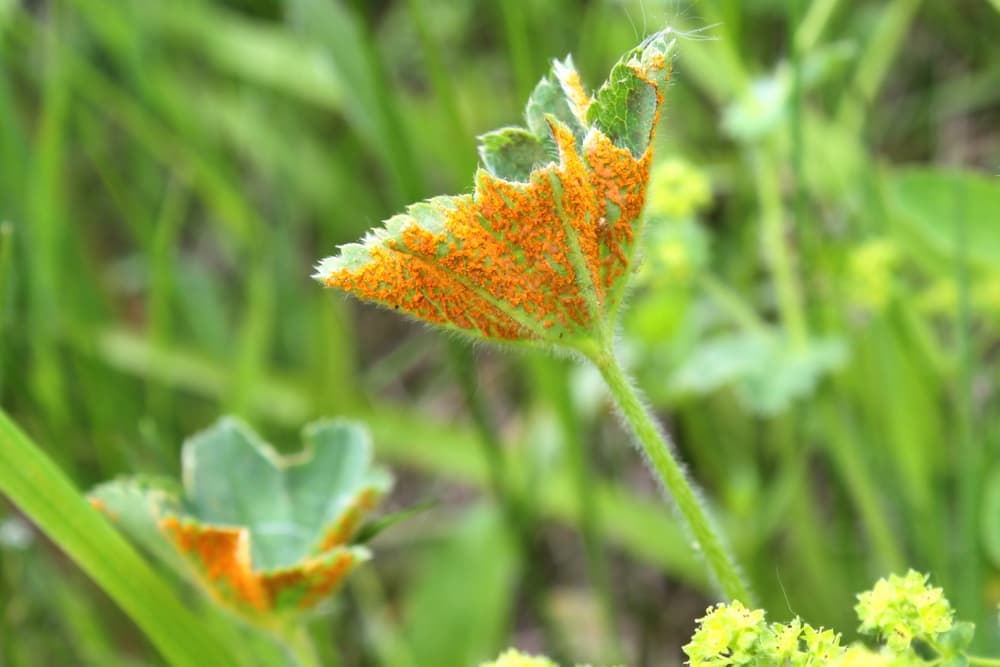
855 570 954 651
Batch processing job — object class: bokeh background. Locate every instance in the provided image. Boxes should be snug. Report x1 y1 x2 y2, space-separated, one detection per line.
2 0 1000 665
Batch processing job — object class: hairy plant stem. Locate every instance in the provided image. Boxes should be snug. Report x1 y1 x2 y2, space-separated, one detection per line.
583 343 752 604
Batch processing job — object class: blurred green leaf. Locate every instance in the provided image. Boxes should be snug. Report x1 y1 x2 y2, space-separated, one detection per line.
938 621 976 656
92 418 392 619
670 331 848 415
885 167 1000 271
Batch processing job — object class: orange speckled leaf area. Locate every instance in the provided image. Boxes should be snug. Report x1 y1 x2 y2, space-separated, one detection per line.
315 31 674 348
161 517 361 613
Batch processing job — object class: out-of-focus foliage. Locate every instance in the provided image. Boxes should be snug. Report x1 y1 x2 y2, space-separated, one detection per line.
90 418 391 622
1 0 999 665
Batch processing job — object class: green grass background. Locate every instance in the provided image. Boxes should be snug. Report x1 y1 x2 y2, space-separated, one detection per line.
1 0 999 665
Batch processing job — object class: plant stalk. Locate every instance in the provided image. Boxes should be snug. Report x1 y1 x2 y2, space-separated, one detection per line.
585 345 752 603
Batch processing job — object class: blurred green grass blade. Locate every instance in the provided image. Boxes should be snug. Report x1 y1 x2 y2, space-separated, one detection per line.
287 0 424 202
953 174 984 623
531 357 621 662
498 0 535 101
67 57 258 244
53 577 156 667
815 401 905 573
0 223 12 387
795 0 841 51
26 16 70 428
0 54 26 200
148 1 346 110
838 0 922 130
227 253 275 417
402 506 517 666
0 410 240 667
405 0 475 180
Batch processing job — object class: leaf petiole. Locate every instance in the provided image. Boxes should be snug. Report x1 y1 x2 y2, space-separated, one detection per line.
582 343 752 603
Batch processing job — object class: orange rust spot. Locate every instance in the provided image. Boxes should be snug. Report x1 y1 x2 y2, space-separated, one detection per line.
298 551 355 609
319 488 380 551
160 517 268 610
88 497 116 520
257 551 356 610
562 69 591 114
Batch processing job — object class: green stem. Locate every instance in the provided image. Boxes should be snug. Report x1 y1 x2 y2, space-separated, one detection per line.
954 179 982 617
818 400 906 573
968 656 1000 667
795 0 841 51
586 346 752 603
837 0 922 131
753 149 809 348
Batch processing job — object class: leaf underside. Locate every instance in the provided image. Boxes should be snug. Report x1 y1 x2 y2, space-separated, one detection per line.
315 30 675 346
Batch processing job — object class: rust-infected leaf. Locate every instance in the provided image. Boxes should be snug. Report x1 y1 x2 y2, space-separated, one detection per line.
90 418 391 621
315 30 676 349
